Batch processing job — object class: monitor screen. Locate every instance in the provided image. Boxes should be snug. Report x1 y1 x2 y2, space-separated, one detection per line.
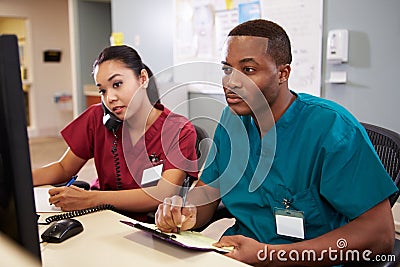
0 34 41 261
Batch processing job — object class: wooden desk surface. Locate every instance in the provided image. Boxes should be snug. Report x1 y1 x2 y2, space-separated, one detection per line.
38 210 249 267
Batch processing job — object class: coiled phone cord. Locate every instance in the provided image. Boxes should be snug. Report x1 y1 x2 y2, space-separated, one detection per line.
43 204 115 224
112 130 122 190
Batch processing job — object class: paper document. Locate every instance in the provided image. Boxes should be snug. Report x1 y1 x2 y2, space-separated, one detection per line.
120 220 233 253
33 187 62 212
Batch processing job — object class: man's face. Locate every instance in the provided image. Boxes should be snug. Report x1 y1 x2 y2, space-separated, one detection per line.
221 36 281 116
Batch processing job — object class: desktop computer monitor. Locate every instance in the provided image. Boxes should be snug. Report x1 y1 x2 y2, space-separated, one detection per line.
0 34 42 261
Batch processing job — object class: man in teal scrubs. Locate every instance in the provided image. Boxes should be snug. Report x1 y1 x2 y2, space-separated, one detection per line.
156 19 398 266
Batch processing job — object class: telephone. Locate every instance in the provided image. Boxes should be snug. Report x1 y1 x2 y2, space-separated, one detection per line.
102 101 122 133
101 101 123 189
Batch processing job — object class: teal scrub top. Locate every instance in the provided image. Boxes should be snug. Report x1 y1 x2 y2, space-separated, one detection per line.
201 92 398 244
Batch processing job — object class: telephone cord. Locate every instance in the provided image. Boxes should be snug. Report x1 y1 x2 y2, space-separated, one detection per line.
112 131 123 190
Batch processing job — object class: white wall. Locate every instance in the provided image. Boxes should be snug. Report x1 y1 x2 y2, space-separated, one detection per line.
111 0 174 75
72 0 111 114
323 0 400 133
2 0 399 136
0 0 73 137
112 0 400 134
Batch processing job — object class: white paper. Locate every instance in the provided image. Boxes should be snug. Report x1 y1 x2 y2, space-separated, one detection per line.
275 214 304 239
141 164 163 186
33 187 62 213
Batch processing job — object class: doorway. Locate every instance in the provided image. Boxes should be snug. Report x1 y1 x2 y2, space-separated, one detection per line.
0 17 31 125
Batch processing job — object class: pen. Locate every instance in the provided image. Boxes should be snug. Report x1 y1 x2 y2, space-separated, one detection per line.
177 175 191 234
65 175 78 187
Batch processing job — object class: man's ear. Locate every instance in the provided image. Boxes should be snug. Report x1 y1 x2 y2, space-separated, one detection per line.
278 64 291 85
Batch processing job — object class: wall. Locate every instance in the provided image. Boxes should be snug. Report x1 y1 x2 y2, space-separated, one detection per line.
112 0 400 133
2 0 399 136
0 0 73 137
322 0 400 133
111 0 174 75
75 0 111 113
111 0 183 116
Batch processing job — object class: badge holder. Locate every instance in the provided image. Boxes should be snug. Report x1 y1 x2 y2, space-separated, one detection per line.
274 198 305 240
141 153 164 187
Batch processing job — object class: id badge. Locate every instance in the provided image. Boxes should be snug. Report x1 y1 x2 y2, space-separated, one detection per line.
274 208 305 240
141 164 163 186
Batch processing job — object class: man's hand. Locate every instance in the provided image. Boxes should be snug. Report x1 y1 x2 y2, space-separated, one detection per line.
214 235 268 266
155 195 197 233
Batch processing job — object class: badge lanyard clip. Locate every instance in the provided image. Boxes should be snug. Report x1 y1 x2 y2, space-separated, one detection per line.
274 197 305 240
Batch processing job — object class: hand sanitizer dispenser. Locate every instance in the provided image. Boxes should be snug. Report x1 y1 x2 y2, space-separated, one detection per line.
326 29 348 64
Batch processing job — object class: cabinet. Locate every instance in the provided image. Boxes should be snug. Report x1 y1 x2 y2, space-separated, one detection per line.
86 95 101 107
84 85 100 107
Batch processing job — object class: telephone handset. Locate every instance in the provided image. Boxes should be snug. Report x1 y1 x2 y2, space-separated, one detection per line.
102 101 122 133
101 101 123 189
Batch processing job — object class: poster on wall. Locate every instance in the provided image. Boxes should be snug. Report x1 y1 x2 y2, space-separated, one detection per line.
261 0 323 96
175 0 217 62
174 0 323 96
238 1 261 23
215 9 238 55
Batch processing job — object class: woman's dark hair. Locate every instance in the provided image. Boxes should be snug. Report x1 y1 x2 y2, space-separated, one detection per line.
92 45 160 105
228 19 292 66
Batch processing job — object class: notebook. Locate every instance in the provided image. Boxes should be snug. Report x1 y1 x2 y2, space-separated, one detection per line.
120 220 234 253
34 187 62 213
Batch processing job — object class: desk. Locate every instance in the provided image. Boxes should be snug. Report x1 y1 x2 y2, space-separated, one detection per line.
0 233 41 266
38 210 248 267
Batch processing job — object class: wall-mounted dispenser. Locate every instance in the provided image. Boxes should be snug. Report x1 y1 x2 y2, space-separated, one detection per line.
326 29 348 64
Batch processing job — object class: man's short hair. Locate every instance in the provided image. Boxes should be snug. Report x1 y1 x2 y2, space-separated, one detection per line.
228 19 292 66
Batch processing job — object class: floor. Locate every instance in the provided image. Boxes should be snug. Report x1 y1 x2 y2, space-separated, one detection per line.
29 136 96 184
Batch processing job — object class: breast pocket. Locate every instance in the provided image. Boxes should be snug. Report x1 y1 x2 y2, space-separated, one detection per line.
265 184 334 240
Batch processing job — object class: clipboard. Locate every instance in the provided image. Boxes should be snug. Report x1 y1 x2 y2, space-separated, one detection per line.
120 220 233 253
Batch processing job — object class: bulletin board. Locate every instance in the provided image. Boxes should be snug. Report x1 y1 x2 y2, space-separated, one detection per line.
262 0 323 96
174 0 323 96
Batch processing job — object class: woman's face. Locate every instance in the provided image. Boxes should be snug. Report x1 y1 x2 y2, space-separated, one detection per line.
94 60 147 120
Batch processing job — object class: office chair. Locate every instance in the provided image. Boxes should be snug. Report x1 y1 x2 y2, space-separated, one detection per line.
193 124 211 170
344 122 400 267
146 124 212 223
191 124 233 230
361 123 400 206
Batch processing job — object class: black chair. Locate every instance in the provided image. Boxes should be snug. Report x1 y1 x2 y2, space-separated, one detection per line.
344 122 400 267
146 124 211 223
193 124 211 171
361 123 400 206
192 124 233 229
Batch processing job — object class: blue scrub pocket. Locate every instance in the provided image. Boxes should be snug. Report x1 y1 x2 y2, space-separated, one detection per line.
266 184 334 240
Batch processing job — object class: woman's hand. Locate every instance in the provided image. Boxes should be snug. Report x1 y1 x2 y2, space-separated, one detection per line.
48 186 92 211
155 195 197 233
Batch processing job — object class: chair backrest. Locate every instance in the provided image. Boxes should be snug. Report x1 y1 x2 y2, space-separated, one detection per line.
193 124 211 170
361 122 400 206
145 125 211 224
